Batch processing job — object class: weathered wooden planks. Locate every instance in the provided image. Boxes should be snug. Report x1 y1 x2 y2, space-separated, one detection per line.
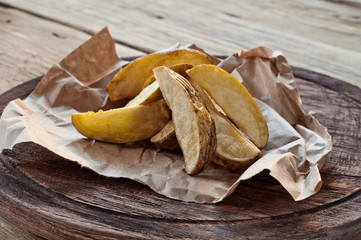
1 0 360 88
0 6 143 95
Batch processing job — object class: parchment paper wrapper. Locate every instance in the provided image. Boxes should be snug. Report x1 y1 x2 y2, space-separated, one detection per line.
0 28 332 203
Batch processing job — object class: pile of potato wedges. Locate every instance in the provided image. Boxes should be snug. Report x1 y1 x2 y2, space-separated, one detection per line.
72 48 268 175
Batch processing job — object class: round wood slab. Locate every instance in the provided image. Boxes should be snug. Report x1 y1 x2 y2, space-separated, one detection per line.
0 67 360 239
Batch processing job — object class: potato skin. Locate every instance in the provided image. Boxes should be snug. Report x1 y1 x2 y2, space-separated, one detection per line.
150 120 179 150
192 105 217 174
213 154 262 173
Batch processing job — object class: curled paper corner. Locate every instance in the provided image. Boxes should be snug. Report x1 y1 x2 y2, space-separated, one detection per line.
0 28 332 203
235 153 324 202
265 153 323 201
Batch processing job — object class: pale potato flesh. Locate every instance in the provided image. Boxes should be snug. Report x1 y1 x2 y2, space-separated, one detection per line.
153 67 216 175
125 81 162 107
187 64 268 149
107 49 211 101
72 100 170 143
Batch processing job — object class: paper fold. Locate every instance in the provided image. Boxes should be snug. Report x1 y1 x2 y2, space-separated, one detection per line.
0 28 332 203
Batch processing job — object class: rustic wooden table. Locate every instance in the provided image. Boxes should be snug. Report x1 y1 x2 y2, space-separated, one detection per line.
0 1 360 239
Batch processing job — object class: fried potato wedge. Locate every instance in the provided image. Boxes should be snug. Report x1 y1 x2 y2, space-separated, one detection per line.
154 66 216 175
107 49 212 101
125 81 162 107
72 100 170 143
150 120 179 150
143 63 194 88
187 64 268 149
193 82 261 172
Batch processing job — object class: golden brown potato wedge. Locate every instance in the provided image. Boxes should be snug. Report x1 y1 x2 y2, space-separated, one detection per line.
192 82 262 172
150 120 179 150
143 63 194 89
72 100 170 143
107 49 211 101
187 64 268 149
153 66 216 175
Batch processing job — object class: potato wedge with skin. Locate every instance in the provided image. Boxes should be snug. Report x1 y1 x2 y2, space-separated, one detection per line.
107 49 212 101
143 63 194 89
192 82 262 172
153 67 216 175
150 120 179 150
187 64 268 149
72 100 170 143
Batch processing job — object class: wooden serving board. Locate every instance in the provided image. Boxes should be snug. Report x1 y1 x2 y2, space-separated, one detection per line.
0 67 360 240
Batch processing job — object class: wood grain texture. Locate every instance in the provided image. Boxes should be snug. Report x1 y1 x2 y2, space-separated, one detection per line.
1 0 360 88
0 6 143 95
0 77 44 240
0 215 42 240
0 70 360 239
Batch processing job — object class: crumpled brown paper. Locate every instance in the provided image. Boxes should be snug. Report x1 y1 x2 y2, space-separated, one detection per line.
0 28 332 203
